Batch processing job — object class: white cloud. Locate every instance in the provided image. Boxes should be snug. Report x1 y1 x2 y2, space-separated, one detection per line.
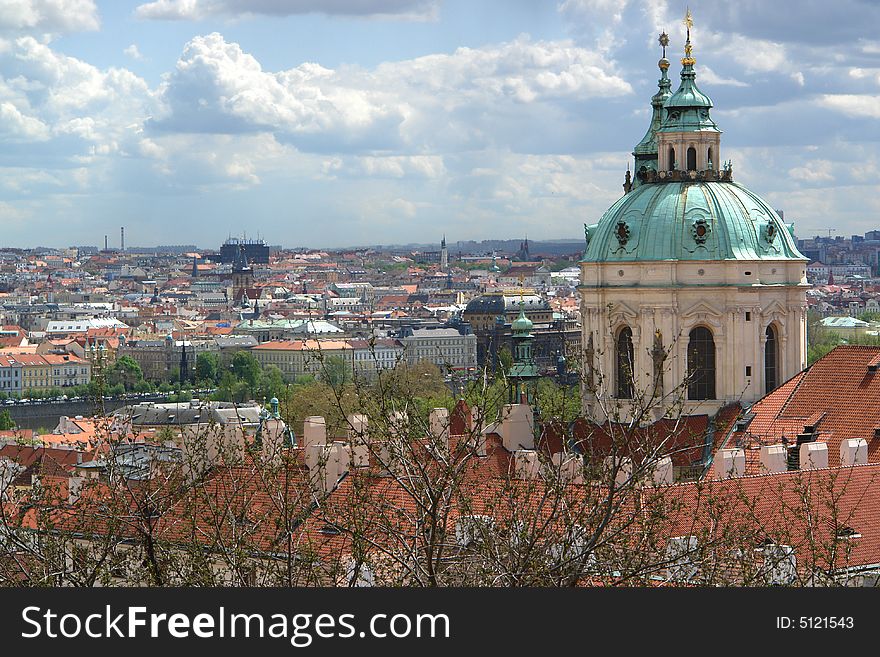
788 160 834 183
698 65 748 87
151 32 632 153
0 0 99 33
0 100 49 140
135 0 438 21
124 44 144 61
816 94 880 119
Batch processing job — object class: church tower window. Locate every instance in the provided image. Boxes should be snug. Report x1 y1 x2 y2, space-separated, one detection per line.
687 327 715 400
616 326 634 399
765 325 779 394
687 146 697 171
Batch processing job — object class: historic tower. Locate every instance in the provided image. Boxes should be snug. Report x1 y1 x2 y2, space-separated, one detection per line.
231 244 254 305
580 13 808 419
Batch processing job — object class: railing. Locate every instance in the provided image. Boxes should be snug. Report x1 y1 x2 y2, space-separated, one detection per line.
674 464 705 482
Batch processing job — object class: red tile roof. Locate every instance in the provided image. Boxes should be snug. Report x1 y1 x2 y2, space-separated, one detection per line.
723 346 880 475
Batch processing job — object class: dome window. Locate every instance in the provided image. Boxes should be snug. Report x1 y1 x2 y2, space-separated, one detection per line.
687 147 697 171
765 223 777 244
615 220 631 247
691 218 711 244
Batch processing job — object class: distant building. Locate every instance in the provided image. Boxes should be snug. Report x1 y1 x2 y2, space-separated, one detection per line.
219 237 269 265
398 326 477 373
117 335 218 382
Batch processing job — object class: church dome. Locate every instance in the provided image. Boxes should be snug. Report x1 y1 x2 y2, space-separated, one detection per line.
464 293 549 315
583 180 806 262
511 308 534 333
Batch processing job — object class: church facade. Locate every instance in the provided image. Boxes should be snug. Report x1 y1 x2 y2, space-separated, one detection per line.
579 21 809 419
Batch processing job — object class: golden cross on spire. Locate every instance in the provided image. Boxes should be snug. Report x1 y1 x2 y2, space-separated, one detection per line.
682 7 695 65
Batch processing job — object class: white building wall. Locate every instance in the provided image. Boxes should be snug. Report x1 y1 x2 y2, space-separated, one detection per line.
580 258 808 418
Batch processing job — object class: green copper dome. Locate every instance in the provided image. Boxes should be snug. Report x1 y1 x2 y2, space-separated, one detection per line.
511 307 534 334
582 181 806 262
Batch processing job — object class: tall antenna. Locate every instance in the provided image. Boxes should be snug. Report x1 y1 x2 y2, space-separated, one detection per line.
120 226 125 252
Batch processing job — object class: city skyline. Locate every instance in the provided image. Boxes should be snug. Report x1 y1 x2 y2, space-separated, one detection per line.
0 1 878 247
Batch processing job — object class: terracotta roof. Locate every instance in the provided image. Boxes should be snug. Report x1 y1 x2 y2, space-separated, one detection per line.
724 346 880 475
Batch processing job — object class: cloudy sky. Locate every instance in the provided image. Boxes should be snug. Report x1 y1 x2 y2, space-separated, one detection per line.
0 0 878 249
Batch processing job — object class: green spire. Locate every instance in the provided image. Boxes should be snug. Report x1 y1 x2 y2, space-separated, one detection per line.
511 304 533 335
508 300 538 404
658 10 719 134
633 32 673 166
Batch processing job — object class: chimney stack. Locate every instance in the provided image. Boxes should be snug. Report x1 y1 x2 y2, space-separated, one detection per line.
120 226 125 252
760 444 787 473
718 448 745 479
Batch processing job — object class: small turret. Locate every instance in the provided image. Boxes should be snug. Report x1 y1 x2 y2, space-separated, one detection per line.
632 31 674 184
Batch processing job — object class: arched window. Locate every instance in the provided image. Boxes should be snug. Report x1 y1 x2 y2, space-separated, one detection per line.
687 327 715 400
765 325 779 394
616 326 634 399
668 147 676 170
687 146 697 171
707 146 714 168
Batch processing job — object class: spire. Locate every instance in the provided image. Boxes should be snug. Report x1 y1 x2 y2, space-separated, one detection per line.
658 10 719 135
682 8 695 66
632 32 674 180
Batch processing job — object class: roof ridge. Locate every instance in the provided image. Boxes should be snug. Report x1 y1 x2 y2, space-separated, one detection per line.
776 367 809 419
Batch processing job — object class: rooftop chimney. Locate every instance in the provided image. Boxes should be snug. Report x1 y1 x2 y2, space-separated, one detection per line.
302 416 327 449
840 438 868 467
511 449 541 479
760 444 787 474
718 448 745 479
799 442 828 470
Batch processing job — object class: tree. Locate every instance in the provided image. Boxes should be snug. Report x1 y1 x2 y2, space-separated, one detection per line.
195 352 220 385
0 410 14 431
258 365 286 401
108 356 145 391
232 351 261 392
2 333 877 589
320 354 353 390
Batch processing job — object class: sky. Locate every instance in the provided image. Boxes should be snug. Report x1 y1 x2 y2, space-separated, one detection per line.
0 0 879 249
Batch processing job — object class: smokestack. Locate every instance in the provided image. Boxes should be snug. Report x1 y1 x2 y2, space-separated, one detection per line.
104 235 108 251
120 226 125 252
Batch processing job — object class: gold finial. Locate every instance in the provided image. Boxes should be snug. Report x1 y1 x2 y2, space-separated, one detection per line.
682 7 695 65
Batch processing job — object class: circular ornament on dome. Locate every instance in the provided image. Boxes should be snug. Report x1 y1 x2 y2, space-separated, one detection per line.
615 220 631 247
698 268 705 276
618 269 624 277
691 218 711 244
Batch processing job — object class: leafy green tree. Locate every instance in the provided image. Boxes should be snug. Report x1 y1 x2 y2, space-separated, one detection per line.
497 346 513 377
258 365 286 401
108 356 145 391
320 355 352 390
232 351 261 392
195 352 220 385
0 410 15 431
